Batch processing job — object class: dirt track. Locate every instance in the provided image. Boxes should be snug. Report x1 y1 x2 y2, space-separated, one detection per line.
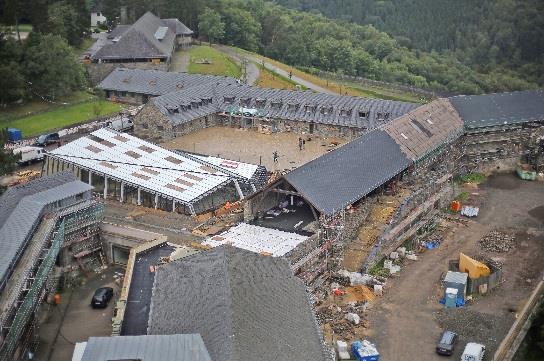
367 174 544 360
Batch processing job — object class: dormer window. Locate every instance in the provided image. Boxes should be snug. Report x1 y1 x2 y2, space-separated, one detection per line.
287 102 299 111
304 104 316 113
358 111 369 118
340 108 352 116
255 98 266 108
240 97 251 106
271 99 283 110
224 96 235 104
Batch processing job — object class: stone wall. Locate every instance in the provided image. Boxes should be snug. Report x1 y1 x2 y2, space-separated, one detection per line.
133 103 174 142
86 62 169 86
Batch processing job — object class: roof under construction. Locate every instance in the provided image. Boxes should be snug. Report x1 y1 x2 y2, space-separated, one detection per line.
148 246 332 361
203 223 309 257
48 128 263 210
450 90 544 129
384 98 464 161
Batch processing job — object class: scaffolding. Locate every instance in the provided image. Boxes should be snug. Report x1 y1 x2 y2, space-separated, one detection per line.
0 221 65 361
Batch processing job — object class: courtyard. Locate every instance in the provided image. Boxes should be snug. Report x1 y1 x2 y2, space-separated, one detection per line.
160 126 346 171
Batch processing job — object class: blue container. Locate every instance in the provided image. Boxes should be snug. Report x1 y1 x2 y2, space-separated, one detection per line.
7 128 22 142
352 340 380 361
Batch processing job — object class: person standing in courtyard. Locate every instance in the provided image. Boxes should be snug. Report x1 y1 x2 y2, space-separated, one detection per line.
298 137 303 150
273 150 278 163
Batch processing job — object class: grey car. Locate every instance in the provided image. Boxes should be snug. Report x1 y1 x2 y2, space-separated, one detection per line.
436 330 457 356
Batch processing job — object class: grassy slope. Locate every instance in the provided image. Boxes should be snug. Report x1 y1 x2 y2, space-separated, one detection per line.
1 96 123 137
235 47 427 103
256 66 298 90
187 45 241 78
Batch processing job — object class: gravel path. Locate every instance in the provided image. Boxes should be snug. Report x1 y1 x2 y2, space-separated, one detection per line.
214 45 260 85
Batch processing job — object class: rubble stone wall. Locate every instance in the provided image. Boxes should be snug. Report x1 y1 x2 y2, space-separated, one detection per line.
86 62 169 85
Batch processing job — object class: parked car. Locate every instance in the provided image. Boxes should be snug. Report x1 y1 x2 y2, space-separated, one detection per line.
436 330 457 356
35 132 60 147
461 342 485 361
106 117 133 132
90 287 114 308
13 146 45 165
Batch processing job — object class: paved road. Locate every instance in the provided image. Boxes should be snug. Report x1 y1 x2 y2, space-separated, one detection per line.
215 45 260 85
217 46 335 94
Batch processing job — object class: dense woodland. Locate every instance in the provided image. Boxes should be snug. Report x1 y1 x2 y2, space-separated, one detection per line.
274 0 544 89
0 0 541 106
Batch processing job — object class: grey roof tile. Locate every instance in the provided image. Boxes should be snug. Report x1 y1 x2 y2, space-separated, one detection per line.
99 68 237 96
0 174 92 287
81 334 212 361
162 18 193 35
148 246 331 361
449 90 544 129
151 82 418 129
93 12 176 60
284 130 410 215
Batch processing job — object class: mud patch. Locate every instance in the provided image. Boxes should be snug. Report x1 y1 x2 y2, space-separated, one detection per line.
528 205 544 223
485 173 520 190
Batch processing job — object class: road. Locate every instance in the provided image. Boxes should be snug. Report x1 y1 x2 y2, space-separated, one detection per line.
215 45 260 85
216 45 336 94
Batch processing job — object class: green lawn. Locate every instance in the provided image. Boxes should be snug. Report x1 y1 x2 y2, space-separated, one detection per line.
2 100 123 137
187 45 241 78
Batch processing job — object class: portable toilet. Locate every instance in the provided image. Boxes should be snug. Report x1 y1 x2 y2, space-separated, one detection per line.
352 340 380 361
444 288 458 308
7 128 22 142
443 271 468 298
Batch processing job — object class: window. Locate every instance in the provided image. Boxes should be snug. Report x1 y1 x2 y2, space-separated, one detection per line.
157 125 164 131
125 151 142 159
96 12 101 16
120 91 127 97
358 111 369 118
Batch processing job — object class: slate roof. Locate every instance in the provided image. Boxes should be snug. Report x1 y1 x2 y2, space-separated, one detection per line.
0 173 92 288
99 68 237 96
151 82 418 129
284 130 410 215
384 98 464 161
148 246 331 361
163 18 193 35
80 334 212 361
92 12 176 60
449 90 544 129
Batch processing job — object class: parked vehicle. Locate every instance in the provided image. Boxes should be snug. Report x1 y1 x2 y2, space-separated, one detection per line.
106 116 133 132
90 287 114 308
436 330 457 356
35 132 60 146
461 343 485 361
13 146 45 165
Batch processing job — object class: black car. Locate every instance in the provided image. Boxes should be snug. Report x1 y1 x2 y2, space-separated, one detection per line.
35 133 60 147
436 330 457 356
91 287 114 308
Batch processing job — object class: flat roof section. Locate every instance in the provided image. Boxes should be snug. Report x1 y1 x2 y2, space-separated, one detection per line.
120 243 175 336
449 90 544 129
203 223 310 257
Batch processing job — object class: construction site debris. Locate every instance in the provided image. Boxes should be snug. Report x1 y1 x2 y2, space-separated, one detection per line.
373 285 383 296
461 206 480 217
406 253 418 261
389 251 399 259
352 340 380 361
478 230 515 252
337 270 385 287
345 313 361 325
396 247 406 257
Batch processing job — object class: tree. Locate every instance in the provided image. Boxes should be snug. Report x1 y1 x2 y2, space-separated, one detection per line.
23 34 86 100
198 7 224 45
0 37 25 104
46 2 83 46
223 8 261 52
0 129 18 178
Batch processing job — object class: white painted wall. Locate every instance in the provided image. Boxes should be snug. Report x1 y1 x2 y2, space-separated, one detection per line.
91 12 107 27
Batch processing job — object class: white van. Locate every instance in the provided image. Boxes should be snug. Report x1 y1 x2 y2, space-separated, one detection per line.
13 146 45 165
461 342 485 361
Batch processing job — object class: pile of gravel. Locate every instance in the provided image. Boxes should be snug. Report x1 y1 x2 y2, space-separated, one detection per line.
435 308 513 356
479 230 515 252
